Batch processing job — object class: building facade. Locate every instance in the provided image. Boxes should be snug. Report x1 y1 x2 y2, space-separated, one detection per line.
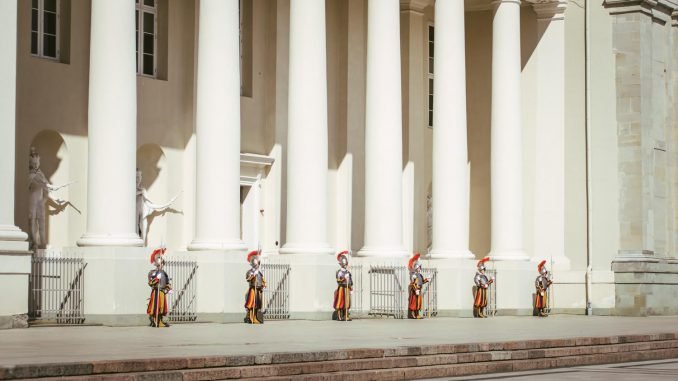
1 0 678 327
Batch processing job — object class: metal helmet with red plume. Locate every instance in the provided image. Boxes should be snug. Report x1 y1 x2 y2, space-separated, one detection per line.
336 250 349 267
537 260 547 275
408 252 422 272
149 246 167 265
477 256 490 271
247 250 261 267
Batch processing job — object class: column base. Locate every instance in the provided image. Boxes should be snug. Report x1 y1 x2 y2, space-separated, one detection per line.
187 239 247 252
613 250 657 263
0 225 29 251
429 249 475 260
357 246 409 258
488 250 529 261
279 243 334 255
77 233 144 247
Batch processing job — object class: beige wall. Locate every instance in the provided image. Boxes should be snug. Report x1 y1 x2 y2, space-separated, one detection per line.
12 0 593 279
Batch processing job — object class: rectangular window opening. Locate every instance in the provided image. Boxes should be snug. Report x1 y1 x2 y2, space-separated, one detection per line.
31 0 60 60
136 0 157 78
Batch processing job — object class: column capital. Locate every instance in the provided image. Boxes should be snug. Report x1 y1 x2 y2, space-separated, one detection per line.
527 1 568 20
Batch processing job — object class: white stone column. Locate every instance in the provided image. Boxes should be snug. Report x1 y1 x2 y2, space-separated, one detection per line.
280 0 332 255
189 0 245 251
359 0 407 258
0 0 28 251
532 1 570 267
78 0 142 247
489 0 528 260
430 0 473 259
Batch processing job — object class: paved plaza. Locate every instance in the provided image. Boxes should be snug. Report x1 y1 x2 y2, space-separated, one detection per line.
2 316 678 368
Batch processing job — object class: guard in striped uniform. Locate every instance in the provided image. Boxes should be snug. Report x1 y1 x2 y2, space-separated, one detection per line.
244 250 266 324
147 246 172 328
332 250 353 321
534 260 552 317
407 253 429 319
473 257 494 318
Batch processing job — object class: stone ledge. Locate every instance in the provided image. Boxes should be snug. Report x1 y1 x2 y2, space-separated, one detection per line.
0 315 28 330
612 258 678 275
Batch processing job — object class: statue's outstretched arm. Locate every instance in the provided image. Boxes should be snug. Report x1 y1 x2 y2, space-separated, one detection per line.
144 191 182 212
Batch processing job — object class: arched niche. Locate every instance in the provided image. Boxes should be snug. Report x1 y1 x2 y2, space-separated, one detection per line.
136 144 174 247
29 130 69 249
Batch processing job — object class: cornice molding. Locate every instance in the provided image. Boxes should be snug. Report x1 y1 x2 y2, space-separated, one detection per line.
604 0 678 23
528 0 568 20
400 0 430 13
240 153 275 168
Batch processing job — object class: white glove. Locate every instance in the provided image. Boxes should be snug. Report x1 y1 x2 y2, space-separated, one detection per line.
415 290 420 296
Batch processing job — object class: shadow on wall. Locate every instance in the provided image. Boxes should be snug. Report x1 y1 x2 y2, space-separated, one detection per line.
137 144 165 190
136 144 182 247
29 130 78 249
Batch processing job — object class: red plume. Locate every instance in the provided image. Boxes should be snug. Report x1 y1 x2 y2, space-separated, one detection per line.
537 260 547 272
149 247 166 264
336 250 349 262
408 252 421 270
247 250 259 264
477 256 490 268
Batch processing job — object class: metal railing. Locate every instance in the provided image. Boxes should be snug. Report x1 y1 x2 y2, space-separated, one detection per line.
349 265 363 314
485 269 497 317
29 250 86 325
164 258 198 323
368 264 438 319
261 262 290 320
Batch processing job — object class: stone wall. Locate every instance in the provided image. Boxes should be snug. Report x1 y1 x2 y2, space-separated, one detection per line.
606 0 678 315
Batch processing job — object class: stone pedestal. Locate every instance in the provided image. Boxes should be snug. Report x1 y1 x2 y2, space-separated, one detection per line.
612 259 678 316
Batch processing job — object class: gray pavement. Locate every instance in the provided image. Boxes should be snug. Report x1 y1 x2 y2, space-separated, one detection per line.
1 316 678 367
434 359 678 380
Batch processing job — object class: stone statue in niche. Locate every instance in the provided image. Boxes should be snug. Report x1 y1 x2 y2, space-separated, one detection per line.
28 147 72 250
136 169 181 246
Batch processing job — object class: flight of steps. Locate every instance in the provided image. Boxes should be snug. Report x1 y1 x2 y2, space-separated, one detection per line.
2 333 678 380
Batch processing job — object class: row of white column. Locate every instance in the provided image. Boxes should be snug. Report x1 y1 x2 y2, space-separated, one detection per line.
0 0 566 262
75 0 244 250
283 0 562 260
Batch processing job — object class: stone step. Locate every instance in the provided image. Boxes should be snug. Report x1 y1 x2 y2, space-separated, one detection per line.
3 333 678 380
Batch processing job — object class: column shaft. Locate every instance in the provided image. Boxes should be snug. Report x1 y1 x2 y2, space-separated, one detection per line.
78 0 142 247
489 0 528 260
0 0 28 250
430 0 473 259
359 0 407 257
280 0 332 255
189 0 245 251
533 2 569 266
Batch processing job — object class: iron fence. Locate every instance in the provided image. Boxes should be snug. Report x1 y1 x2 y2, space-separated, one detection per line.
485 269 497 317
261 262 290 320
164 258 198 323
28 250 86 325
368 264 438 319
349 264 363 314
